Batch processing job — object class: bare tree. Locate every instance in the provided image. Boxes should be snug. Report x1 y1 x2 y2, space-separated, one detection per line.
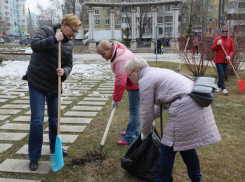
120 0 152 40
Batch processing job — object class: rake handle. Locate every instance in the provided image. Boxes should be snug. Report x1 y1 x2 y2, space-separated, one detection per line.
99 106 117 151
57 29 61 135
220 44 239 79
178 37 190 72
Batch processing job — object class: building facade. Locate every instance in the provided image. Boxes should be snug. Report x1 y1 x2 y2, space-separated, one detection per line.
0 0 26 35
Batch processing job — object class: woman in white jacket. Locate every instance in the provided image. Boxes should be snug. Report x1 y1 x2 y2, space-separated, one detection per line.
125 56 221 182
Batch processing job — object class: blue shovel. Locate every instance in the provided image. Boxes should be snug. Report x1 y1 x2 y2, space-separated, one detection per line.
50 29 64 172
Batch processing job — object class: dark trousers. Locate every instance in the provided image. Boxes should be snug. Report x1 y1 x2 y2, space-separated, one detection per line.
156 144 202 182
193 46 198 54
215 63 229 90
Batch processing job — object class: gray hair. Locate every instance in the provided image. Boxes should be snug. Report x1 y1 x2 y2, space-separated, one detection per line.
125 56 149 72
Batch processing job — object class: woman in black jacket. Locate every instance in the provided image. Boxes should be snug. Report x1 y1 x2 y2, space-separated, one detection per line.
22 14 82 171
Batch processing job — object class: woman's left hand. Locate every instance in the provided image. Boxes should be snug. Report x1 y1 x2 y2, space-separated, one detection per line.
57 68 64 76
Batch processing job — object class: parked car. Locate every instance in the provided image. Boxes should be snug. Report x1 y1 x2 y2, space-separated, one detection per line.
0 37 5 44
143 42 151 46
19 38 33 45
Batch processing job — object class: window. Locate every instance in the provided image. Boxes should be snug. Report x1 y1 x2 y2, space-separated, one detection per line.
195 17 200 23
105 0 108 2
238 2 245 8
122 17 131 23
157 17 163 23
105 19 110 25
182 6 188 12
105 9 109 15
207 16 212 22
95 10 99 15
165 5 172 11
116 19 121 25
158 27 163 34
165 27 172 32
165 16 173 22
206 28 211 34
94 0 99 2
117 10 121 14
207 5 213 11
182 17 187 23
84 20 88 25
95 19 100 25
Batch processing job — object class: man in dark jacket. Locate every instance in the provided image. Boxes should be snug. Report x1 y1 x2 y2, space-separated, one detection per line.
212 25 234 95
22 14 82 171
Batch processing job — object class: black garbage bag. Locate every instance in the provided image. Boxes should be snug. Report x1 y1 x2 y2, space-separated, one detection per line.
121 127 161 182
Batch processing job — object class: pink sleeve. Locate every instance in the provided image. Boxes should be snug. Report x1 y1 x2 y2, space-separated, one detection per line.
113 60 127 102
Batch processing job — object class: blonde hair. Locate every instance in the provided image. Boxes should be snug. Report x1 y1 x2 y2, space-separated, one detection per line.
97 40 127 54
61 14 82 27
125 56 149 72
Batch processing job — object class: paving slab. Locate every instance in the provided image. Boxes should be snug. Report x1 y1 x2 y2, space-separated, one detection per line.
43 134 78 143
0 104 29 109
0 115 10 120
97 88 114 90
0 99 7 103
1 92 25 95
16 144 69 155
83 97 109 101
77 101 106 105
0 159 51 174
0 123 30 130
10 88 29 92
0 143 13 153
101 83 115 86
13 116 48 122
11 100 29 104
64 111 97 117
60 117 92 124
0 109 21 115
0 178 40 182
96 91 114 94
0 95 17 99
70 87 91 90
61 97 77 100
0 132 28 141
71 106 102 111
61 100 73 105
87 94 112 97
44 125 86 133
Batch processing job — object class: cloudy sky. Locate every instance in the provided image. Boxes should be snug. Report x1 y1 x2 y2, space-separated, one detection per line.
25 0 53 13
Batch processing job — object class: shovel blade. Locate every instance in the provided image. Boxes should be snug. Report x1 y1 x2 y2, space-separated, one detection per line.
50 135 64 172
238 78 245 94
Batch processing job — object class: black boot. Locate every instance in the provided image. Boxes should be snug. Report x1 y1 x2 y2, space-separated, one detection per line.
29 160 38 171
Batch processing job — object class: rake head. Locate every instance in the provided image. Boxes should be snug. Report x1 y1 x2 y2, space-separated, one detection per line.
238 78 245 94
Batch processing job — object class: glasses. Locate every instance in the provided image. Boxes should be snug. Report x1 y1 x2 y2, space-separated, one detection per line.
68 25 79 34
222 30 228 32
127 70 135 79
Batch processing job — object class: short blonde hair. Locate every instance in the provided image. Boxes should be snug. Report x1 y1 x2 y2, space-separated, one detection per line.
125 56 149 72
61 14 82 27
97 40 127 54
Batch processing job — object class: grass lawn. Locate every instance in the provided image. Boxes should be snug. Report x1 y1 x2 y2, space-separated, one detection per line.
0 61 244 182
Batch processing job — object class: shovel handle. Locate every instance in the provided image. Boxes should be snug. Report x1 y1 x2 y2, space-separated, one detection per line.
99 106 117 150
220 44 239 79
57 29 61 135
178 37 190 72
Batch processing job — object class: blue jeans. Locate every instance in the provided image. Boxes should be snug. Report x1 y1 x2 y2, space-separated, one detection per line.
156 144 202 182
28 84 58 160
215 63 228 90
123 90 140 144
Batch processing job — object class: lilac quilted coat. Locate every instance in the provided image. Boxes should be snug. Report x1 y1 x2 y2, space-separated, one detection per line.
139 67 221 151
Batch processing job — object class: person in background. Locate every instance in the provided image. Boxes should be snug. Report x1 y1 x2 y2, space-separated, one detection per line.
125 56 221 182
22 14 82 171
211 25 234 95
192 36 199 54
97 40 140 146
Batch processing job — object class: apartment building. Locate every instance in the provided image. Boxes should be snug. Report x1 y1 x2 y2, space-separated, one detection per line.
0 0 26 35
180 0 220 38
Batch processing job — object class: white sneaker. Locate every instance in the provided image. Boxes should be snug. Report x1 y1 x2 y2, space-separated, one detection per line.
216 88 220 92
222 89 229 95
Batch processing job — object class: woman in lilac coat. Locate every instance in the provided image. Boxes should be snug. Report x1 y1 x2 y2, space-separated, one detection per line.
125 56 221 182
